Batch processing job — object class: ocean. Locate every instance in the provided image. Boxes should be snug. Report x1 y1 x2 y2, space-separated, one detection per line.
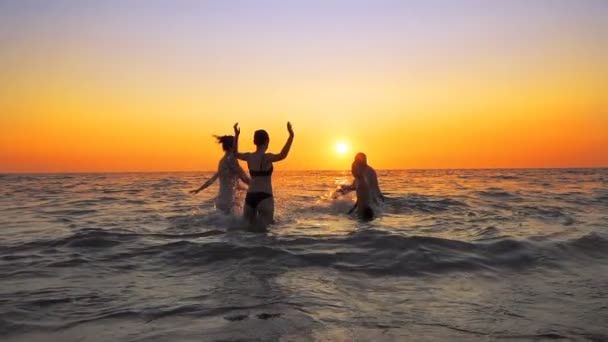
1 169 607 341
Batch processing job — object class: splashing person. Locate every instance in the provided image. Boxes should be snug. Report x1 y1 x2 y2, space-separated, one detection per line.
190 135 250 214
338 152 384 204
348 160 375 221
233 122 294 230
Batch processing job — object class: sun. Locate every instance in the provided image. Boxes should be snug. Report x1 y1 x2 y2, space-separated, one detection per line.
335 142 349 155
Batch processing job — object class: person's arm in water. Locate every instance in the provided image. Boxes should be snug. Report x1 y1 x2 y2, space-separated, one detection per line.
190 173 219 194
347 199 359 214
267 122 294 162
232 123 250 161
336 179 357 196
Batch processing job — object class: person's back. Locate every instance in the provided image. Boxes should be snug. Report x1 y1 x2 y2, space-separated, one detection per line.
245 152 274 195
354 152 383 204
363 165 383 204
351 161 375 221
216 154 244 212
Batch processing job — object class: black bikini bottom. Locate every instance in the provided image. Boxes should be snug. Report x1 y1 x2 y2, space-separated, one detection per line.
245 192 273 209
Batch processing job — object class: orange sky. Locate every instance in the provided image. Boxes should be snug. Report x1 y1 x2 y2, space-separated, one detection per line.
1 1 607 172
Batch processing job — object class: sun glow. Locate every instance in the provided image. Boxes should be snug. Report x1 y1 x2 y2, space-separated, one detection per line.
0 2 606 172
335 142 349 156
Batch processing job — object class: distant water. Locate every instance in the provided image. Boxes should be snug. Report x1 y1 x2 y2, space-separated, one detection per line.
1 169 607 341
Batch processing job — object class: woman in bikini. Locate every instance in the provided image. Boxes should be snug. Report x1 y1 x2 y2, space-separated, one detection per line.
233 122 294 230
190 135 250 214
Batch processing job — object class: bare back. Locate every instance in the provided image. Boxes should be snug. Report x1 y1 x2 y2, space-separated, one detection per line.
244 152 274 194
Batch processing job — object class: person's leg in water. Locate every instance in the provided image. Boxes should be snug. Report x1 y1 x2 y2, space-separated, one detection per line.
359 206 375 221
243 203 256 227
243 193 273 231
215 196 234 215
255 197 274 230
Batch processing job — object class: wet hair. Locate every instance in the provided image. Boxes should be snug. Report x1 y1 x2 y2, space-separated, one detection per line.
355 152 367 166
254 130 269 146
351 160 364 178
214 135 234 151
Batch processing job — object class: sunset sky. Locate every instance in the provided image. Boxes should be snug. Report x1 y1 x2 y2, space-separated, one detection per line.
1 0 607 172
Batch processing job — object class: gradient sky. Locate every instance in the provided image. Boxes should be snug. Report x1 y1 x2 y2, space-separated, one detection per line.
1 0 607 172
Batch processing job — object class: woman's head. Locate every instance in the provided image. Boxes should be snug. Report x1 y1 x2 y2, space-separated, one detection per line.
254 129 269 147
354 152 367 166
214 135 235 151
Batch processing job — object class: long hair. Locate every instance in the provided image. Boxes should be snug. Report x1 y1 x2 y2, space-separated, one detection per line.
214 135 234 151
351 160 364 178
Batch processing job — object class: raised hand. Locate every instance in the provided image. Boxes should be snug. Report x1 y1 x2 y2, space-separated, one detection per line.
287 121 294 136
233 122 240 136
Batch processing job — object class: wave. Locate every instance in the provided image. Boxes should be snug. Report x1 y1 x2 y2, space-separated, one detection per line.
516 205 576 225
24 229 599 276
141 229 596 276
471 226 502 239
385 194 467 214
475 188 518 199
2 227 607 279
0 299 288 338
150 178 188 189
42 208 99 216
0 228 228 254
593 189 608 205
489 175 519 180
556 232 608 259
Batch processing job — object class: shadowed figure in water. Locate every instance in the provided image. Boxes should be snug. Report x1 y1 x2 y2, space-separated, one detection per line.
190 135 250 214
348 160 375 221
233 122 294 230
338 152 384 205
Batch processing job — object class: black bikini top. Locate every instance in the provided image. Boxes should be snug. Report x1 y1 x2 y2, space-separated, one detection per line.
249 157 273 177
250 165 273 177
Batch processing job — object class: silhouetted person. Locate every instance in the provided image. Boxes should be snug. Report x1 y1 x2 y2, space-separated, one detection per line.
233 122 294 230
338 152 384 204
190 135 250 214
348 160 375 221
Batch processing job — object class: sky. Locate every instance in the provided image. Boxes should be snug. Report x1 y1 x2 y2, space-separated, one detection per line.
1 0 607 172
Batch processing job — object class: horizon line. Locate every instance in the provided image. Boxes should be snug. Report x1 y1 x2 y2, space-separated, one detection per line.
1 166 607 174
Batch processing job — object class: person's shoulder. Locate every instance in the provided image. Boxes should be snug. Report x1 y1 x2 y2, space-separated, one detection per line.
264 152 278 161
220 154 237 166
222 153 236 161
218 156 228 167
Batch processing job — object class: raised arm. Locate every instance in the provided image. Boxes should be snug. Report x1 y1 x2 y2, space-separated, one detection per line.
267 122 294 162
190 172 218 194
233 122 249 161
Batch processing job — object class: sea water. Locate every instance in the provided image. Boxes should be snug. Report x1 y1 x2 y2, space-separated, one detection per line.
1 169 607 341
